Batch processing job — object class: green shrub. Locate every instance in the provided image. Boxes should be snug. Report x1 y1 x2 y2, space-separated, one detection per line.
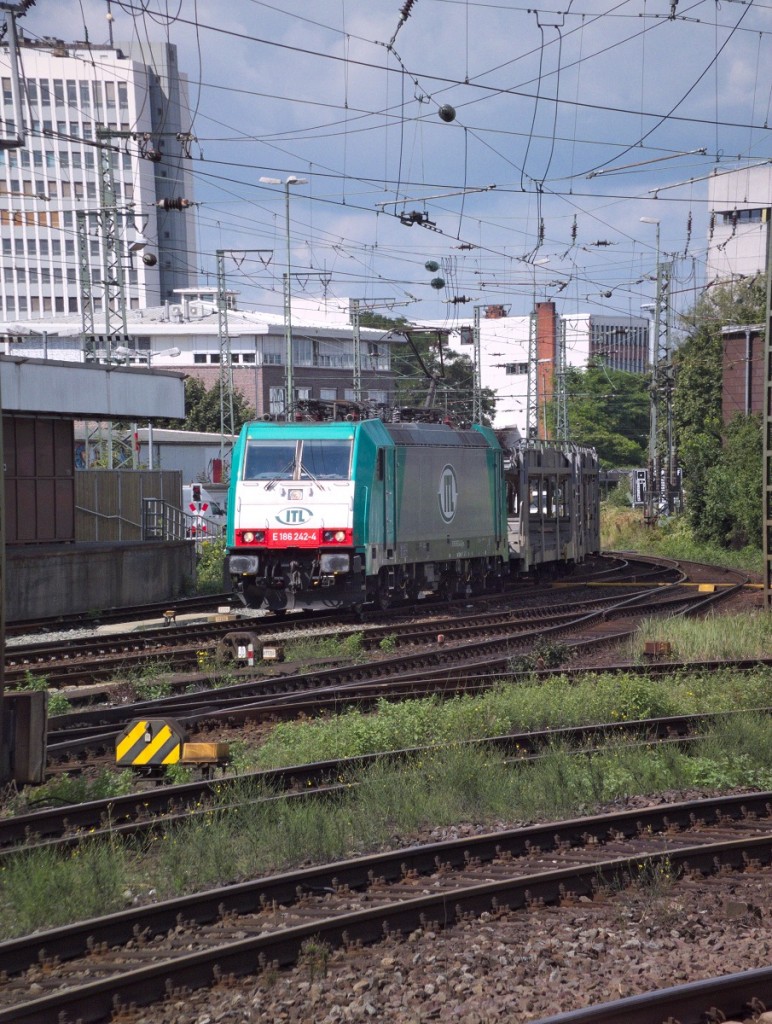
196 537 226 593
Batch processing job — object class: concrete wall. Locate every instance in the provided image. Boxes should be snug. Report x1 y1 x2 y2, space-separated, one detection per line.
5 541 197 621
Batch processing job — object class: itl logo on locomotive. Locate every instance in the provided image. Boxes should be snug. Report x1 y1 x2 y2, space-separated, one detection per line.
275 507 313 525
438 464 458 523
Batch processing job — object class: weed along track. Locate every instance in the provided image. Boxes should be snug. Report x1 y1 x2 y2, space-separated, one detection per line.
3 710 757 857
0 793 770 1024
38 558 752 765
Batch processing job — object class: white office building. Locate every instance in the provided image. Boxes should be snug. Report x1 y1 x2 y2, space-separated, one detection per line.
706 163 772 285
427 305 650 435
0 34 196 320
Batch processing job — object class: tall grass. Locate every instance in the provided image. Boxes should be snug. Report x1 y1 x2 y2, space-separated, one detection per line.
632 612 771 662
2 715 770 940
601 504 764 575
240 667 772 770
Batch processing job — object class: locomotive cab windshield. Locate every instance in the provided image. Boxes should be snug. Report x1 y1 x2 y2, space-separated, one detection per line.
244 439 352 482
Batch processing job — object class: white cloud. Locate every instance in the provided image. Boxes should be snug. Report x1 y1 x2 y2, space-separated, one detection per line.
9 0 772 322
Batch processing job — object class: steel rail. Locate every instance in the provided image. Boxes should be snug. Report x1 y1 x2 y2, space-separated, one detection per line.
9 709 768 855
0 794 769 1023
531 967 772 1024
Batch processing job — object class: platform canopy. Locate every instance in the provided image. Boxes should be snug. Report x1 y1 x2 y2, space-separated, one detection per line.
0 355 185 419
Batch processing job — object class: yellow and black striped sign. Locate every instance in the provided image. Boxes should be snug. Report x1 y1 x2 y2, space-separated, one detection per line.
115 718 185 768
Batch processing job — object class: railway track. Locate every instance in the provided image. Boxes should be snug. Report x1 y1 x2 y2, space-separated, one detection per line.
4 592 237 639
5 585 689 691
0 791 769 1024
8 710 760 857
5 554 682 686
532 968 772 1024
42 575 753 764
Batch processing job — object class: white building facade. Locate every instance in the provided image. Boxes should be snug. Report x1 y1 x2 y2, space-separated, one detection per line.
0 35 196 320
433 306 650 435
0 291 403 419
706 163 772 285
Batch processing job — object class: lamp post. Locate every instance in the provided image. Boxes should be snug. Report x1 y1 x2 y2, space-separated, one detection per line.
640 217 662 521
114 346 181 469
259 175 309 420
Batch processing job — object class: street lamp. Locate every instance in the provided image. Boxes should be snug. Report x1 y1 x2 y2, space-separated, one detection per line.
640 217 662 520
260 175 309 419
113 346 181 469
114 345 181 365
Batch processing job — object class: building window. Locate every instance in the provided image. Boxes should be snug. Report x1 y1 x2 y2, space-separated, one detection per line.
194 353 207 364
242 352 255 363
505 362 528 375
269 387 285 414
210 353 220 363
719 208 764 225
320 388 337 401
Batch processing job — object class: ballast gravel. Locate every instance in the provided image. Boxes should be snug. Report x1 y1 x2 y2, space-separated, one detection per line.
123 833 771 1024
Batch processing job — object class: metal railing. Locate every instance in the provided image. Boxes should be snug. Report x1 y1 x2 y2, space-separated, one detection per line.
142 499 225 547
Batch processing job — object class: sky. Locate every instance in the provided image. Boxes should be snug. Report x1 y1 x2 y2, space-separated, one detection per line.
10 0 772 328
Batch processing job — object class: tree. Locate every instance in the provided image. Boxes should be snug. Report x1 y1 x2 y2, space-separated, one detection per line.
558 363 649 467
697 414 762 547
673 276 765 544
156 377 255 434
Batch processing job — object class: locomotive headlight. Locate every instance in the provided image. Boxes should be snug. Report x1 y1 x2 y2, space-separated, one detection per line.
238 530 265 544
322 529 348 543
320 553 350 573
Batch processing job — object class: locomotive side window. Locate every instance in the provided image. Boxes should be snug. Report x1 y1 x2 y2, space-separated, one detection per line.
244 441 298 481
299 440 352 481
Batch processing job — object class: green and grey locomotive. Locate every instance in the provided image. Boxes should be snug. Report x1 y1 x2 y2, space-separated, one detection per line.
226 418 600 613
